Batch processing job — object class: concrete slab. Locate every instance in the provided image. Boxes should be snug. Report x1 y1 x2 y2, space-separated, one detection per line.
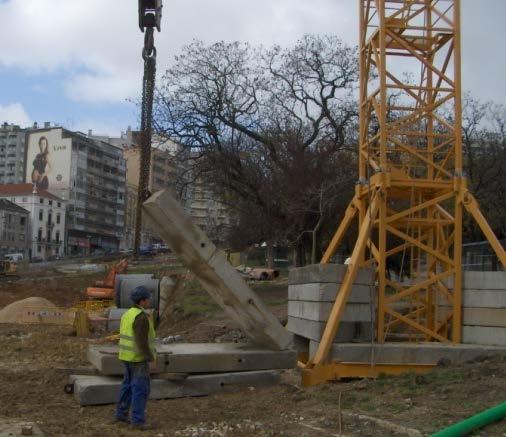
288 301 374 322
71 370 281 406
309 340 506 364
287 316 373 342
463 326 506 346
463 290 506 308
288 264 375 286
462 307 506 327
288 283 373 303
88 343 296 376
464 271 506 290
143 190 292 350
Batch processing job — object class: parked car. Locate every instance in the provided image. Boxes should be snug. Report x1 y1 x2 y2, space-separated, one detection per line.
30 256 44 263
4 253 24 262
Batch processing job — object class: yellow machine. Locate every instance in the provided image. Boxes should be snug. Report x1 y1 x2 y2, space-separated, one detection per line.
0 260 18 280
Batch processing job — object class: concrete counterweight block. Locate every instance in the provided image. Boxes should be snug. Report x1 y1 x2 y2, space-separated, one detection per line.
287 264 376 344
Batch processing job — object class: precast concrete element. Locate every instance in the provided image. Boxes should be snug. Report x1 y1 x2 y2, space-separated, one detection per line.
88 343 296 376
106 308 128 331
115 276 160 310
286 264 375 344
71 370 281 406
287 317 373 343
308 341 506 365
288 263 374 285
114 274 154 308
461 271 506 346
142 190 293 350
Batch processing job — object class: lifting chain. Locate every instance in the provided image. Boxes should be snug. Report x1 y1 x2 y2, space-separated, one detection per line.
133 22 158 257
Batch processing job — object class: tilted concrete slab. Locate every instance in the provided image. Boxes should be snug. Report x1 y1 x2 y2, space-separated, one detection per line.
88 343 296 376
288 301 374 323
71 370 281 406
288 283 373 303
463 326 506 346
288 264 375 286
308 340 506 365
287 316 373 342
143 190 292 350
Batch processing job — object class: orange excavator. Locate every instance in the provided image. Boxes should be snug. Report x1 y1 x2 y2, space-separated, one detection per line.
85 258 128 299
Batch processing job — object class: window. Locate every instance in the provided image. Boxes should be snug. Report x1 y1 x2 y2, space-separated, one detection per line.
10 197 15 202
56 214 61 225
57 202 61 208
55 231 60 244
22 197 27 202
48 213 52 226
37 245 41 253
37 228 43 241
49 200 53 206
39 210 43 221
39 198 44 204
20 217 26 226
19 234 24 242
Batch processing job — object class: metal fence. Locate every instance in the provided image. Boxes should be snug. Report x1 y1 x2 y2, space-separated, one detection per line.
463 240 505 271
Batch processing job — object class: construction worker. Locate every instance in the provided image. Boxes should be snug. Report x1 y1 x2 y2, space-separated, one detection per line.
115 286 156 429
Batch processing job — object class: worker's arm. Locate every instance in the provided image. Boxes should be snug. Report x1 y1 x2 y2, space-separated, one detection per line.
132 312 155 362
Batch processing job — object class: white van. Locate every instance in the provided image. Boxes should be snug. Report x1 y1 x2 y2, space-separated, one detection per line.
4 253 24 262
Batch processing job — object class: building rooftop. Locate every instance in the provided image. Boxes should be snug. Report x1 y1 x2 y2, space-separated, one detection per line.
0 198 29 215
0 183 64 202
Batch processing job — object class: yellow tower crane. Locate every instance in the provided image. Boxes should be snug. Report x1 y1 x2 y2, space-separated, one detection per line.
301 0 506 386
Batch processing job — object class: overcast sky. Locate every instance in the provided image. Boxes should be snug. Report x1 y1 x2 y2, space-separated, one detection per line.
0 0 504 136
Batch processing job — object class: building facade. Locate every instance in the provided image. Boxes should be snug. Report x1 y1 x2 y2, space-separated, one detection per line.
0 198 29 259
0 123 27 185
26 128 126 255
121 131 180 249
0 184 66 260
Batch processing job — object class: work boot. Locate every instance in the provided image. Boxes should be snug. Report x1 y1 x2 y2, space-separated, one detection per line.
131 422 157 431
110 417 129 425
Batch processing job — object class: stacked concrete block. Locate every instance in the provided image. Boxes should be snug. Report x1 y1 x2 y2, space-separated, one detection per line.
287 264 376 344
461 271 506 346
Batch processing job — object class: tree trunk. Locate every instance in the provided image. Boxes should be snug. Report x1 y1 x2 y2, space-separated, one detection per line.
266 241 274 269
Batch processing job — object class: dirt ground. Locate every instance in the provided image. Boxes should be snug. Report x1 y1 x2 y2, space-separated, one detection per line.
0 261 505 436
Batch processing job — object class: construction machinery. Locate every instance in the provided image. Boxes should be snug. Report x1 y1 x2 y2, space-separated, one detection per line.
300 0 506 386
85 258 129 300
0 260 19 281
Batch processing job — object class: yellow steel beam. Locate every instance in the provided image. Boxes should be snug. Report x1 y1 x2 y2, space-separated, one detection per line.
312 191 380 365
300 361 436 387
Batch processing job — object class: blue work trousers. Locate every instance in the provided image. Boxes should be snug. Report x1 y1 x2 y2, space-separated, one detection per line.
115 361 151 425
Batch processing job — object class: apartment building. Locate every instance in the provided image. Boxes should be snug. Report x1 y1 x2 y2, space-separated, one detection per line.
0 184 66 260
0 123 27 185
26 128 126 255
0 198 29 259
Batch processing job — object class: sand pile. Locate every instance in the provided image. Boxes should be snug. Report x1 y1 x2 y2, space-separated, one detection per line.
0 297 56 323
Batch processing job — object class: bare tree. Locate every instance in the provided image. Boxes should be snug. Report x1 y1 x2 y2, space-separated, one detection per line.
154 35 359 265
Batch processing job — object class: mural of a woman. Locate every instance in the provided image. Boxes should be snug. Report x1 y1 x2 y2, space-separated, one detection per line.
31 136 50 190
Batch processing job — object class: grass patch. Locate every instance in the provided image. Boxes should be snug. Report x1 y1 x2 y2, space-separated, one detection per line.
175 280 220 316
128 263 183 276
261 296 288 306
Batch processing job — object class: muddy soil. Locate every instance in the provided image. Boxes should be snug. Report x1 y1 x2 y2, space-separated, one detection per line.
0 265 505 436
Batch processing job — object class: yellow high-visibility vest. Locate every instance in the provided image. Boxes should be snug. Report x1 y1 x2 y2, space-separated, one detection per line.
118 307 156 362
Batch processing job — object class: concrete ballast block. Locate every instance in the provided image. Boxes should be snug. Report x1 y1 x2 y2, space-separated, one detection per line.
288 264 375 286
71 370 281 406
288 283 373 303
88 343 296 376
288 301 374 322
